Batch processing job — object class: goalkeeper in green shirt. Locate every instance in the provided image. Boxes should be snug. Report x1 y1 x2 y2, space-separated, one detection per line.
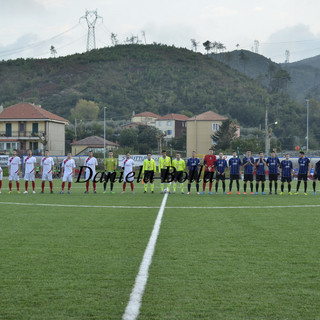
159 150 172 193
172 153 186 194
142 153 156 193
103 151 118 194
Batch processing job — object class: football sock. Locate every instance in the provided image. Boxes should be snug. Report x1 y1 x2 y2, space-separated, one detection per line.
256 183 259 192
229 180 233 191
215 182 218 192
296 181 301 191
244 183 247 192
173 183 177 192
209 182 213 191
41 181 45 192
288 184 291 192
86 181 89 192
32 181 35 191
151 184 154 191
16 182 20 191
313 181 316 192
166 184 170 192
111 182 114 191
304 181 307 193
275 182 278 192
281 184 284 192
49 181 53 191
144 184 148 192
68 182 71 191
130 182 134 191
222 181 226 192
196 183 199 192
262 183 265 192
236 180 239 191
93 182 96 191
161 184 164 191
103 182 107 191
9 181 12 191
202 182 206 191
0 180 2 190
180 183 184 192
269 182 272 192
123 182 126 191
188 184 191 192
25 181 28 191
250 182 253 192
61 182 65 191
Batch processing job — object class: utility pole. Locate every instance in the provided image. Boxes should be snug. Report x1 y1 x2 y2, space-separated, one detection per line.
265 108 269 156
80 9 103 51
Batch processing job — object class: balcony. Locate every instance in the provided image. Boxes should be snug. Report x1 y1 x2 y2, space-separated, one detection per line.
0 131 45 139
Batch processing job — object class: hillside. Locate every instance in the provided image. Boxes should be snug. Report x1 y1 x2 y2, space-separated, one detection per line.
214 50 320 104
0 44 307 148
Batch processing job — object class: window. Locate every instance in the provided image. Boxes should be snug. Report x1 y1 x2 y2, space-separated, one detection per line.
167 121 171 126
30 142 39 150
6 123 12 136
32 123 38 134
167 130 172 135
212 123 219 131
19 122 25 132
158 121 162 126
0 143 4 150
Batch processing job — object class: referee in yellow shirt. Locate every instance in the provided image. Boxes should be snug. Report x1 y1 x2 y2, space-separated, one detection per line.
142 153 157 193
172 153 186 194
159 150 172 193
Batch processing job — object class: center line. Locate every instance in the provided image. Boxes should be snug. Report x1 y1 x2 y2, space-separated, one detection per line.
122 192 169 320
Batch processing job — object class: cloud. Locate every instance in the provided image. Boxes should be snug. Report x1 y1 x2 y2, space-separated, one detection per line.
200 5 237 20
261 24 320 62
1 0 45 14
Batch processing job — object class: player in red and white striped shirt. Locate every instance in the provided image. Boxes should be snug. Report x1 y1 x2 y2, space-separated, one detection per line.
23 149 37 194
8 149 21 193
40 150 54 193
84 151 98 193
60 153 76 194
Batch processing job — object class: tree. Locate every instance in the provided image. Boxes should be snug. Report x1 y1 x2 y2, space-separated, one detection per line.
270 69 291 93
239 50 248 74
137 125 160 153
211 119 237 151
203 40 212 55
70 99 99 121
50 45 57 58
191 39 200 52
119 128 138 148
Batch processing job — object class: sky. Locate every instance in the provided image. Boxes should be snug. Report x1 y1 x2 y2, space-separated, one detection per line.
1 0 320 63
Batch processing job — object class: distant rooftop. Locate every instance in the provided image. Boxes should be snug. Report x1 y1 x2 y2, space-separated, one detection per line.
188 111 227 121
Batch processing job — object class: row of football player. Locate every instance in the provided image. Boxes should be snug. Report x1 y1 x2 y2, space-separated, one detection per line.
2 148 320 195
138 149 320 195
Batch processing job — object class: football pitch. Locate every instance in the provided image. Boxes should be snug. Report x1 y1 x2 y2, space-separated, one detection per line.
1 179 320 320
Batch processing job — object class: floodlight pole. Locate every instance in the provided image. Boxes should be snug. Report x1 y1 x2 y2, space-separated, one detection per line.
265 108 268 156
104 107 107 163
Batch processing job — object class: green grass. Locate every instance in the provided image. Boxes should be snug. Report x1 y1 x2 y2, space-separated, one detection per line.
1 179 320 319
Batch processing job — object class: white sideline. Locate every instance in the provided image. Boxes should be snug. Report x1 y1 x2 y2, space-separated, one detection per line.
1 201 320 210
122 192 169 320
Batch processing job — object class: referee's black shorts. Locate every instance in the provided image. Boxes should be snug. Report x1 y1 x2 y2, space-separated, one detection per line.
144 170 154 183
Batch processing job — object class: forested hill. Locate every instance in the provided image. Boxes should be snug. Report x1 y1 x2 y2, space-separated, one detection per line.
0 44 303 141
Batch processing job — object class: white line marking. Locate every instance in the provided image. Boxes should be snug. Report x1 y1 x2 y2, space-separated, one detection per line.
0 201 320 210
122 192 169 320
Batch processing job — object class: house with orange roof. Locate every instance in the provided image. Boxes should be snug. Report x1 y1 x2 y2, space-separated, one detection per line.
131 111 160 126
186 111 240 156
0 103 69 155
155 113 188 139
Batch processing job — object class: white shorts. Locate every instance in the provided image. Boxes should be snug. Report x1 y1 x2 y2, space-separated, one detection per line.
24 172 35 181
124 171 134 182
9 173 20 181
85 169 96 181
42 172 53 181
62 174 73 183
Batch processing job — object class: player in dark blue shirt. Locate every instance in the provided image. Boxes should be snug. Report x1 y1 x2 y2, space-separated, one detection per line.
312 160 320 195
227 151 241 195
267 150 280 194
295 151 311 195
187 151 201 194
280 154 293 195
254 151 267 195
242 150 255 194
214 152 228 194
